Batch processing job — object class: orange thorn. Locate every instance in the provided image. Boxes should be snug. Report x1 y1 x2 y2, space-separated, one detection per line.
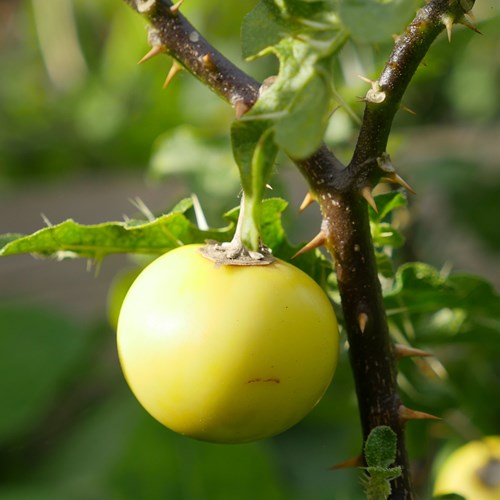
234 100 251 119
330 455 363 470
162 61 183 89
357 313 368 334
201 53 217 71
360 186 378 213
138 45 165 64
380 172 416 195
299 192 315 212
395 343 432 360
399 405 441 423
292 231 327 259
170 0 185 15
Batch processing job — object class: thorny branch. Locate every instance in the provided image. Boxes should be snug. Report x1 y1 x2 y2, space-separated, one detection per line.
122 0 477 497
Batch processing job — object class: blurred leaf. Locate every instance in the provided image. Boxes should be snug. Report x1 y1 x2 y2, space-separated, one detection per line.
338 0 418 43
149 126 238 197
385 263 500 321
376 251 396 278
384 262 500 433
0 306 88 444
113 416 288 500
372 222 405 248
0 390 288 499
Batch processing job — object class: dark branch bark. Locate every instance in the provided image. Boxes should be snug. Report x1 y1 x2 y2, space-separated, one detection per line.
121 1 474 497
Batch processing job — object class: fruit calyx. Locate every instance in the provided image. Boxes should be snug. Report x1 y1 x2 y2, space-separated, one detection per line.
200 240 274 266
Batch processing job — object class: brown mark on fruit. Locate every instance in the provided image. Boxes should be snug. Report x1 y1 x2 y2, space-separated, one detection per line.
247 378 280 384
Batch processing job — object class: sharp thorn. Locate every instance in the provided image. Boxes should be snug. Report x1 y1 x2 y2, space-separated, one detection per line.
357 74 375 85
191 194 209 231
41 213 53 227
138 45 164 64
170 0 185 15
330 455 363 470
391 173 416 195
299 192 315 212
399 405 441 423
162 61 183 89
360 186 378 213
442 15 453 42
459 17 482 35
400 103 416 116
380 172 416 195
292 231 327 259
395 343 432 360
201 53 217 70
234 100 251 119
357 312 368 334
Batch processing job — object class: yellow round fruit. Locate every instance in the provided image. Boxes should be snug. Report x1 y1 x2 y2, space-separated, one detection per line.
117 244 339 443
434 436 500 500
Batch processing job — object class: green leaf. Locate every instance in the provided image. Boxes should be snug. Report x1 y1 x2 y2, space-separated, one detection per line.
338 0 419 43
242 33 348 160
369 192 407 252
364 426 397 468
0 198 232 260
235 0 348 246
369 191 407 223
0 233 23 248
0 197 333 288
362 427 401 500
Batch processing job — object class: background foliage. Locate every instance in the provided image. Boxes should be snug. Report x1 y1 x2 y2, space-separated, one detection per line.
0 0 499 498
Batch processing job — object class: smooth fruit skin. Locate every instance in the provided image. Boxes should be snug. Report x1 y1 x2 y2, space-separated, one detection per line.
433 436 500 500
117 244 339 443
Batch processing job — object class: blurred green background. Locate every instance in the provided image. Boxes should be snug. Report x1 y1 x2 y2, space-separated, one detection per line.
0 1 499 499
